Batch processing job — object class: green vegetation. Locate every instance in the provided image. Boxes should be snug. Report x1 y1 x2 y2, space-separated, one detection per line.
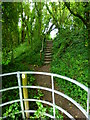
1 1 89 119
30 102 63 119
3 103 21 119
46 107 63 119
51 28 88 109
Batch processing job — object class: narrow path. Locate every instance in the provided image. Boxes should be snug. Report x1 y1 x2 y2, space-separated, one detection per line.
34 40 86 119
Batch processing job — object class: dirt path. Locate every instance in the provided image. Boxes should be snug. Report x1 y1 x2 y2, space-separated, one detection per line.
35 65 86 119
34 40 86 119
35 65 52 102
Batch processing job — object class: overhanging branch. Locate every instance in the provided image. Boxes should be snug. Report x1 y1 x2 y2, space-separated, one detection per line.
46 24 56 34
64 2 87 25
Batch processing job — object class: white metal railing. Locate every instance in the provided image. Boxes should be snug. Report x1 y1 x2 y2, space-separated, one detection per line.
0 71 90 120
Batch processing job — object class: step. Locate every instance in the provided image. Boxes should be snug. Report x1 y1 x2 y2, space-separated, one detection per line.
46 47 52 49
46 47 51 49
45 53 52 55
45 56 52 58
44 58 52 61
44 61 51 64
46 44 53 45
46 47 52 50
46 42 53 44
45 52 52 54
45 48 51 50
45 49 52 51
46 40 53 42
45 50 51 53
46 42 52 43
46 45 53 47
45 57 52 59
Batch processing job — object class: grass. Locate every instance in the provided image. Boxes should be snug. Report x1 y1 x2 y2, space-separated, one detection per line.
14 42 30 59
2 38 45 73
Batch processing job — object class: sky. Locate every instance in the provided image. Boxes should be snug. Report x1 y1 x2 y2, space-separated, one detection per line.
50 29 58 38
48 22 58 38
18 2 58 39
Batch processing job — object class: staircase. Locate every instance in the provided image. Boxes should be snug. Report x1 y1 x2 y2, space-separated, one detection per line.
44 40 53 64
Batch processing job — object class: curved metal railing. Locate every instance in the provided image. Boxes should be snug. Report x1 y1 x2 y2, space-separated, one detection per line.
0 71 90 120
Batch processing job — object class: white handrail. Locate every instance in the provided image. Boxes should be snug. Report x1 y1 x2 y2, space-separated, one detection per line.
24 110 54 119
0 71 89 119
0 86 19 92
17 72 25 119
20 71 88 92
0 111 22 119
21 85 88 118
0 99 20 107
0 110 54 119
51 75 55 118
0 71 88 92
0 72 17 77
23 99 75 120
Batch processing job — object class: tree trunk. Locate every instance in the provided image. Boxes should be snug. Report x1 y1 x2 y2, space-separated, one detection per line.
11 38 14 63
21 4 25 43
27 16 30 45
21 28 24 43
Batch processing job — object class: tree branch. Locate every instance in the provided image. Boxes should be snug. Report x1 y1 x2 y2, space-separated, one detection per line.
64 2 87 25
46 23 55 34
46 4 60 29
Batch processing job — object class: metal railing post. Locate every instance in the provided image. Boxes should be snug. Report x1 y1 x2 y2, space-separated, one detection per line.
51 75 55 118
17 72 25 119
87 88 90 120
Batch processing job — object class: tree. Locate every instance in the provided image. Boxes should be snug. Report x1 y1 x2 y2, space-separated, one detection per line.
64 2 90 73
2 2 20 62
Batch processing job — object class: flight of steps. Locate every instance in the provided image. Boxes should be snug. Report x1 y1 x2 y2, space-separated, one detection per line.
44 40 53 64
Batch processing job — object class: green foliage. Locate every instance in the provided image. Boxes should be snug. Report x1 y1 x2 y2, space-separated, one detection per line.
2 40 43 74
34 89 44 100
1 2 89 119
28 75 35 86
46 107 63 119
34 102 47 118
30 102 63 119
3 103 21 120
51 28 88 110
2 2 45 65
2 2 21 56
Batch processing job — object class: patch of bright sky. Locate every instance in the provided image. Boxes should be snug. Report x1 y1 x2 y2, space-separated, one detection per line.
18 18 21 28
50 29 58 38
48 21 58 39
30 2 34 11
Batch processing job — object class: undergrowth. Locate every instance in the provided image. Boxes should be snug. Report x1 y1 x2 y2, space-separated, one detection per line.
51 28 88 110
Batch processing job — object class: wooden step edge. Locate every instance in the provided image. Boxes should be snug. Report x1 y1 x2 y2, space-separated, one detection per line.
44 62 51 64
46 47 51 48
45 49 52 51
45 53 52 54
44 59 52 61
45 53 52 55
45 51 51 53
45 56 52 58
